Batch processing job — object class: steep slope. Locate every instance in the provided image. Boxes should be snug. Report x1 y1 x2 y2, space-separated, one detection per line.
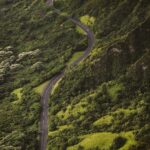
0 0 150 150
47 0 150 149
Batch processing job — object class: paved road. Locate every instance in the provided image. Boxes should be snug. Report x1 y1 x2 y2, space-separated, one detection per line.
40 1 95 150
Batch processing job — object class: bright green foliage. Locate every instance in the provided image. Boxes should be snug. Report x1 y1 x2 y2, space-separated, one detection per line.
120 132 137 150
108 82 124 100
76 15 95 34
93 115 113 126
68 132 117 150
48 124 73 137
80 15 95 26
12 88 22 100
113 108 136 116
67 132 136 150
68 51 84 65
57 100 88 120
34 80 49 95
51 78 62 95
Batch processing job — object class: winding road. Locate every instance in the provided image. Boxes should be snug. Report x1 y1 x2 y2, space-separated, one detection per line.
40 1 95 150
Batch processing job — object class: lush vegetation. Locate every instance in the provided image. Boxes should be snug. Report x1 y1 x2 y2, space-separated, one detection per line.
0 0 85 149
0 0 150 149
47 0 150 149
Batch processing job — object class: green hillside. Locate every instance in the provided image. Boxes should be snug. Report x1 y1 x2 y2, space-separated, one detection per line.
0 0 150 150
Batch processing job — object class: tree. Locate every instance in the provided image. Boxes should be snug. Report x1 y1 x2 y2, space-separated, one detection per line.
110 136 127 150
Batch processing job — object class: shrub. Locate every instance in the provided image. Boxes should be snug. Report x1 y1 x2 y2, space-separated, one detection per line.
110 136 127 150
68 136 79 146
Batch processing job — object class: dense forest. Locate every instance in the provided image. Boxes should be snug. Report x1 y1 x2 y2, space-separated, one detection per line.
0 0 150 150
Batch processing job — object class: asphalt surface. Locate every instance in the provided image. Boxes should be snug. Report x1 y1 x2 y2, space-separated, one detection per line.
40 1 95 150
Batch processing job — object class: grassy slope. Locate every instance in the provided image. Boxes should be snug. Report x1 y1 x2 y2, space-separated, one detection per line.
47 0 150 149
68 51 84 65
12 88 22 100
0 0 150 149
34 80 50 95
68 132 136 150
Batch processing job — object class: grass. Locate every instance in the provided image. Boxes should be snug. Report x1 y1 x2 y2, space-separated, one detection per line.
48 124 73 137
76 26 86 35
51 78 62 95
113 108 136 115
120 132 137 150
68 51 84 65
12 88 22 100
108 82 124 100
80 15 95 26
34 80 49 95
93 108 136 127
76 15 95 35
67 132 117 150
57 100 88 120
67 131 136 150
93 115 113 126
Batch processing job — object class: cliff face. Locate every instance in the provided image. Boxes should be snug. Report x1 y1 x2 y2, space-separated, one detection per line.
0 0 150 149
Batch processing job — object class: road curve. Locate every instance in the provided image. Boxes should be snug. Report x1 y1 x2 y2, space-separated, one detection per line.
40 2 95 150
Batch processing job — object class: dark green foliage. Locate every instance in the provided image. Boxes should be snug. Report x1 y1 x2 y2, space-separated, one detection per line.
0 0 150 149
68 136 79 146
110 136 127 150
0 87 40 149
77 145 84 150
